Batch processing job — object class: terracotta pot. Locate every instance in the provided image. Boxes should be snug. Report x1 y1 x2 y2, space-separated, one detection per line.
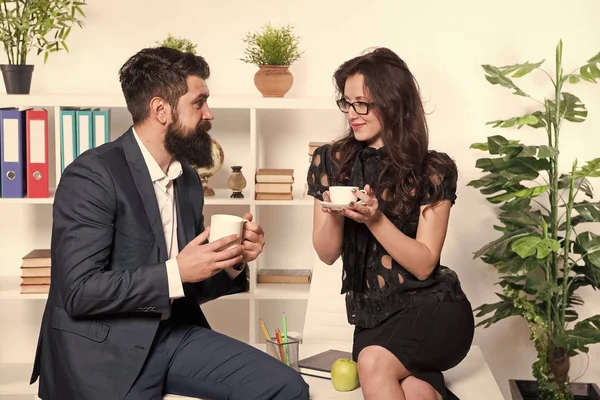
254 65 293 97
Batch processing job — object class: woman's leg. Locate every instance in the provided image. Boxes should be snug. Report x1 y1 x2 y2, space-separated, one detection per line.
400 376 442 400
357 345 410 400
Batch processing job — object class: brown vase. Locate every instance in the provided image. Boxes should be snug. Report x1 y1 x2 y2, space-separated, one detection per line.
227 166 247 198
254 66 293 97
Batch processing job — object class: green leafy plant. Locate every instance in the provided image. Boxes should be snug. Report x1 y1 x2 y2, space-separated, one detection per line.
0 0 86 64
240 23 303 66
469 40 600 400
156 33 197 54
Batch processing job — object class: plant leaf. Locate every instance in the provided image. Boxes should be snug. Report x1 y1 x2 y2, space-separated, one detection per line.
500 197 532 211
572 201 600 222
558 174 594 198
485 113 541 129
561 92 588 123
487 135 510 154
488 185 549 204
558 314 600 353
574 158 600 178
499 210 544 228
578 51 600 83
473 228 532 259
571 265 600 290
473 295 525 328
576 232 600 268
537 145 559 159
511 235 560 259
470 142 489 151
482 64 530 97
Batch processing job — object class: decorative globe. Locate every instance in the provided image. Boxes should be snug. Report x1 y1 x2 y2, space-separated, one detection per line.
195 139 224 196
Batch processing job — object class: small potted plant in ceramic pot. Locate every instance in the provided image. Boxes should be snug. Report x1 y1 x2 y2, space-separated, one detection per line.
240 23 303 97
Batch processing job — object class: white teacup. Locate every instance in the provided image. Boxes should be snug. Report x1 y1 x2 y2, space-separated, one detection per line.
209 214 248 249
328 186 366 204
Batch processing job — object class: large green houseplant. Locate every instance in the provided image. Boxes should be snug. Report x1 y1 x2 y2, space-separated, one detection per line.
240 23 303 97
468 40 600 400
0 0 86 94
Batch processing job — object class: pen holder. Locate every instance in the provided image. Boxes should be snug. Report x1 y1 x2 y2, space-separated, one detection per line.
266 337 300 371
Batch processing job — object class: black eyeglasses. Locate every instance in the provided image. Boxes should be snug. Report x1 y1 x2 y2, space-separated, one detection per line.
336 98 376 115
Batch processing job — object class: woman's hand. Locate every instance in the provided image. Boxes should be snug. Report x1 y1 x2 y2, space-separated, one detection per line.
321 190 344 217
340 184 381 225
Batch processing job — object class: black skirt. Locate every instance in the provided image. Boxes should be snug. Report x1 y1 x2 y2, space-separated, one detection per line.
352 300 475 399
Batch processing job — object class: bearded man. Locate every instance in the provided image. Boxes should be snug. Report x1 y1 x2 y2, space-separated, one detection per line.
29 46 309 400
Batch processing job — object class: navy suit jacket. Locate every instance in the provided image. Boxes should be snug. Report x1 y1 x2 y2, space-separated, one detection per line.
30 128 248 400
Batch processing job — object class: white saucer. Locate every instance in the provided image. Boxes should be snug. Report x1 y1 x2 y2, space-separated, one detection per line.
319 201 350 210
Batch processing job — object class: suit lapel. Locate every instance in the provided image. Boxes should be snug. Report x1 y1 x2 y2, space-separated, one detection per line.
121 128 168 261
175 178 194 251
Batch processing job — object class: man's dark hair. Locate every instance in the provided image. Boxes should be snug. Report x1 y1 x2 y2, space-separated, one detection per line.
118 47 210 124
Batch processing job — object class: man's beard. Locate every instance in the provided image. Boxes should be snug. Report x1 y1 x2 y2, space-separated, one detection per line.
164 114 215 169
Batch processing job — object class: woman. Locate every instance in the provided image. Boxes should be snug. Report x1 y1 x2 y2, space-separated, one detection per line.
307 47 474 400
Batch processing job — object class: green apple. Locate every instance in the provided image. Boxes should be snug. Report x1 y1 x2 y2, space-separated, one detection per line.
331 357 359 391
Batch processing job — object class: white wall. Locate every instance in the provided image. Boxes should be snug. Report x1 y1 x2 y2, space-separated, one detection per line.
1 0 599 398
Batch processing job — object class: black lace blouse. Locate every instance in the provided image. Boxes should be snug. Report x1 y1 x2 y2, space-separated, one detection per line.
307 144 468 329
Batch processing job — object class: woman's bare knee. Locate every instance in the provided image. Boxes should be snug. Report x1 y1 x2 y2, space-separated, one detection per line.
357 346 410 400
357 345 410 384
400 376 442 400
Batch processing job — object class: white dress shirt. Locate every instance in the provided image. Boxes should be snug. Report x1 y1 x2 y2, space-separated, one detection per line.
133 128 185 311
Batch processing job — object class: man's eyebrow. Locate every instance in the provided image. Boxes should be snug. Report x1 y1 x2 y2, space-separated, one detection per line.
193 93 209 102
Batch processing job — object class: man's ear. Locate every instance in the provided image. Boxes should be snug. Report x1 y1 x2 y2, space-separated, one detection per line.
149 97 170 125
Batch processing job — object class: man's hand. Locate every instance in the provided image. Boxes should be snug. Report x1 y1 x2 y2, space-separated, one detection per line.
241 213 265 263
176 227 244 283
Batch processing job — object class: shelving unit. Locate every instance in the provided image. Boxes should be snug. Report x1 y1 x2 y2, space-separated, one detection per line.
0 93 343 397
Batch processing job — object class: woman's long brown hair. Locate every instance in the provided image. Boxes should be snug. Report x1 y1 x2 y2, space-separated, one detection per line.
329 47 457 217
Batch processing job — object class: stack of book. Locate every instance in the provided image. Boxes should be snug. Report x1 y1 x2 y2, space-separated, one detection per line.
20 249 51 294
255 168 294 200
257 268 312 284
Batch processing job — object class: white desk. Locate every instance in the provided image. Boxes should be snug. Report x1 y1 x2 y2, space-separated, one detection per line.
164 343 504 400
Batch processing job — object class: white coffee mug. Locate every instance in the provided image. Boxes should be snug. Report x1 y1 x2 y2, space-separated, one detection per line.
328 186 367 204
209 214 248 249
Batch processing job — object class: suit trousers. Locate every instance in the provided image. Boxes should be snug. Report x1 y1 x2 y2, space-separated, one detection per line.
124 320 310 400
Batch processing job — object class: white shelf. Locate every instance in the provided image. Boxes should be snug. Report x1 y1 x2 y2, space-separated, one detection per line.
0 197 53 205
0 94 338 110
0 276 309 301
0 189 314 206
0 275 250 301
204 189 253 205
0 362 36 395
0 189 54 205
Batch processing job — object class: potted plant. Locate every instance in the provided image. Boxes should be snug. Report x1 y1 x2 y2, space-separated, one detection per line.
0 0 87 94
468 40 600 400
156 33 197 54
240 23 303 97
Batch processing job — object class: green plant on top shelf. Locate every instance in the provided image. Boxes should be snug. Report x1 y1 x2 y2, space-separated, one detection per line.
156 33 197 54
0 0 87 65
240 23 303 67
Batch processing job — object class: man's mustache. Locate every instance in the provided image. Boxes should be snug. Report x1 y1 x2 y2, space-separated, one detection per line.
198 120 211 131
